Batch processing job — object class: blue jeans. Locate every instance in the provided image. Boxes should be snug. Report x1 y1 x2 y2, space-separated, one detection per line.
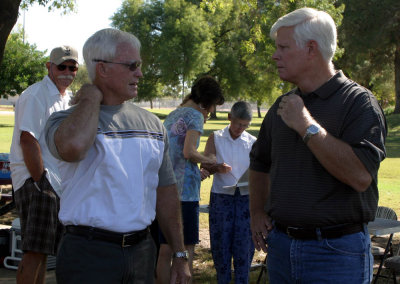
266 225 372 284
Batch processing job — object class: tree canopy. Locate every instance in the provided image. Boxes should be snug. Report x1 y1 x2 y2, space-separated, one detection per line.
0 29 48 98
1 0 398 113
112 0 344 111
0 0 75 65
338 0 400 112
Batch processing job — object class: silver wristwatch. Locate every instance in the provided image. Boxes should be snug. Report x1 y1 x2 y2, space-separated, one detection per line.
303 124 320 144
173 250 189 260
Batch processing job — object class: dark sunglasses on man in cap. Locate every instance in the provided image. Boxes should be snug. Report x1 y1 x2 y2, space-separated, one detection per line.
55 64 79 72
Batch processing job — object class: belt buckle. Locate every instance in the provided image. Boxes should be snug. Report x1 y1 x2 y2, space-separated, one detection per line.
122 233 134 247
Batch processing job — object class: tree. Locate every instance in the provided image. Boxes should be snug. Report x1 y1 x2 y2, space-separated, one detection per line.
69 64 90 94
0 0 75 65
112 0 165 106
111 0 344 114
112 0 215 104
158 0 215 99
0 29 48 97
338 0 400 112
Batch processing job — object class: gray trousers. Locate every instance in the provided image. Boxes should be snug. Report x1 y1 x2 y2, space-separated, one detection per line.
56 232 156 284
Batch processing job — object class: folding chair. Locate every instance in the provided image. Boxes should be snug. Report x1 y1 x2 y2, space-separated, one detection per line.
372 206 398 283
3 218 22 269
384 254 400 284
256 254 267 284
3 218 57 270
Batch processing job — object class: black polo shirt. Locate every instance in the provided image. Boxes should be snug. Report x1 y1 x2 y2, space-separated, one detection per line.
250 71 387 227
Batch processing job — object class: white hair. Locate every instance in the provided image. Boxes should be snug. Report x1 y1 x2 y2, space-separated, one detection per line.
270 7 337 65
83 28 141 82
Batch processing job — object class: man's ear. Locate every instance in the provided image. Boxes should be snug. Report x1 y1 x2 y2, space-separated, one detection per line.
307 40 319 57
96 62 108 78
228 113 232 121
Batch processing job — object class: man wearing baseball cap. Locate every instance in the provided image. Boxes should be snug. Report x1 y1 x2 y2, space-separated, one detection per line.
10 45 78 284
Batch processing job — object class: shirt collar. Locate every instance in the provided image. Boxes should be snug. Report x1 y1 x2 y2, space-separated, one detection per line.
44 75 63 97
222 125 248 142
298 70 348 100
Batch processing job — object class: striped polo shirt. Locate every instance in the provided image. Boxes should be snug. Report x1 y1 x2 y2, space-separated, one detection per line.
250 71 387 227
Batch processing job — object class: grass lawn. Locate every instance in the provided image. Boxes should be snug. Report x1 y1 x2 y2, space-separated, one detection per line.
1 107 399 283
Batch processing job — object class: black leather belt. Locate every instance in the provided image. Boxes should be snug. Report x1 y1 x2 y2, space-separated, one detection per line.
274 222 364 240
66 225 149 247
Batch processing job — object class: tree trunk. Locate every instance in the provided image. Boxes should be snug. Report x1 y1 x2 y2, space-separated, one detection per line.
257 100 262 118
210 109 217 119
394 45 400 114
0 0 21 65
150 99 153 109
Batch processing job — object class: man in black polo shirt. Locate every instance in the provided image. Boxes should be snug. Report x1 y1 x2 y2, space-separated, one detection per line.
249 7 387 284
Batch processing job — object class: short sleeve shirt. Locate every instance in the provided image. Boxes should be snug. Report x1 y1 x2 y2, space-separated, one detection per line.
10 75 71 195
45 102 176 232
163 107 204 201
250 71 387 227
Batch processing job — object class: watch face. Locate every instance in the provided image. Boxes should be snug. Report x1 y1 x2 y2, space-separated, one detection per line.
174 251 189 259
309 124 320 134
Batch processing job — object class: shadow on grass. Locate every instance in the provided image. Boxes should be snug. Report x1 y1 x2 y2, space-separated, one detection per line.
0 124 13 128
193 246 268 283
151 112 168 120
193 246 217 283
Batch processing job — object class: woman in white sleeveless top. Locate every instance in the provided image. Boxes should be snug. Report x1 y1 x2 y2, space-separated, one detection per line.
201 102 256 284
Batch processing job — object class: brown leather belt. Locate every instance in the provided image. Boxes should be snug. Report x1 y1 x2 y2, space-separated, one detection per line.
66 225 149 247
274 222 364 240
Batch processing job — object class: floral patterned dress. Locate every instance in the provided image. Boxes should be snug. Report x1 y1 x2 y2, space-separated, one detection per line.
163 107 204 201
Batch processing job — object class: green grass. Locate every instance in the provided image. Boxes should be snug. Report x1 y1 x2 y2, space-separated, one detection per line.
1 108 399 283
378 113 400 214
0 114 14 153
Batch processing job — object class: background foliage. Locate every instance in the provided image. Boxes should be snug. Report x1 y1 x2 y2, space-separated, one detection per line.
0 0 399 114
0 29 47 98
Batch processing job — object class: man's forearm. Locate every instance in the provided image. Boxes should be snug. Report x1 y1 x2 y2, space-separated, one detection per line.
278 94 372 192
156 184 185 252
20 131 44 181
55 95 101 162
306 128 372 192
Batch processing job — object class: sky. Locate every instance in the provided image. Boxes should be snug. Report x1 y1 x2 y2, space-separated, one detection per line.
14 0 124 63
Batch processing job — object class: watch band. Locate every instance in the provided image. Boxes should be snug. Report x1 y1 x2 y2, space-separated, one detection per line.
173 250 189 260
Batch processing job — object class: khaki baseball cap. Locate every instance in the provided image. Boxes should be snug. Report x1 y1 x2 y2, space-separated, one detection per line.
49 45 78 65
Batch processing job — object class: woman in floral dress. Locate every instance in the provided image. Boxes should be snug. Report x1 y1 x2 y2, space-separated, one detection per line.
157 76 224 283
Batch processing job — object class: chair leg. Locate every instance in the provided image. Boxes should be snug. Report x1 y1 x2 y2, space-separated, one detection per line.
374 234 394 284
256 254 267 284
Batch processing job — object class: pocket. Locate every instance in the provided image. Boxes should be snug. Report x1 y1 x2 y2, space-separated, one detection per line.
325 231 367 256
36 172 57 199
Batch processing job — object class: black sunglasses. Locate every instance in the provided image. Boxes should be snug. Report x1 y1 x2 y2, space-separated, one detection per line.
56 64 79 72
93 59 142 72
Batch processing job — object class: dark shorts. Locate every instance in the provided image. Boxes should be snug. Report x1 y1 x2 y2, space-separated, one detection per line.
159 201 199 245
14 172 64 255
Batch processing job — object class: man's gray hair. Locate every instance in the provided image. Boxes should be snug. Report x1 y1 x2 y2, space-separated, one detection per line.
83 28 141 82
231 101 253 121
270 7 337 65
